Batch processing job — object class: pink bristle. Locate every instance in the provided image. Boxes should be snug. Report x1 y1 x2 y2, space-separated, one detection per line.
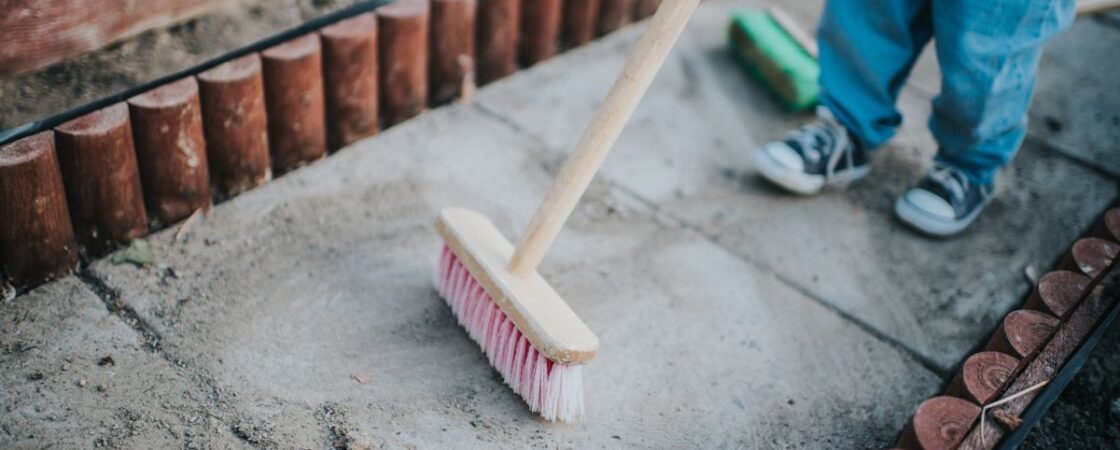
434 245 585 422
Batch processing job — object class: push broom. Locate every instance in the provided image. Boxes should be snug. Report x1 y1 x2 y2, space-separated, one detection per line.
433 0 699 422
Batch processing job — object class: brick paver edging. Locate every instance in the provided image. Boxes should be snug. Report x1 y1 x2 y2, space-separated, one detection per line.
0 0 661 298
891 207 1120 450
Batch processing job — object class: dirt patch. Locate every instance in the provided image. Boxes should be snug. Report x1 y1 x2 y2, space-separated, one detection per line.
0 0 362 131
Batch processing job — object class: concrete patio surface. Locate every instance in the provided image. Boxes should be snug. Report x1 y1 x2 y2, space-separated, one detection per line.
2 1 1118 449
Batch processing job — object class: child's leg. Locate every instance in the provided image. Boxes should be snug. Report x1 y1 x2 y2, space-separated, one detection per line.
929 0 1075 184
818 0 933 150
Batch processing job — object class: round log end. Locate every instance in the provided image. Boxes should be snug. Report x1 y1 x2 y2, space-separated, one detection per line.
198 53 262 84
947 351 1018 404
56 102 129 137
321 12 377 40
1105 209 1119 242
378 0 430 20
0 130 54 166
897 396 981 450
129 77 200 110
1070 237 1119 279
1024 270 1090 319
987 309 1059 358
263 34 321 62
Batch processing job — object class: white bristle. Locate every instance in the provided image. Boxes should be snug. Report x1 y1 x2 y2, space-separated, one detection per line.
435 245 585 422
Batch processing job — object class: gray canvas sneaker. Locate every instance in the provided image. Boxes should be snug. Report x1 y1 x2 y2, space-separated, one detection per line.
753 107 871 195
895 162 994 236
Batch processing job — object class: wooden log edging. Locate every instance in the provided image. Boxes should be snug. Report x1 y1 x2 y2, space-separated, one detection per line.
197 54 273 199
262 34 329 174
893 206 1120 450
430 0 478 105
0 132 79 288
0 0 659 295
128 77 212 227
55 103 150 257
321 13 381 150
379 0 431 127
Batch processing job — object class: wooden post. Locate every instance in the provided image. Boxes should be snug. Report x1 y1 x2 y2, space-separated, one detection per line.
1023 270 1090 319
520 0 562 66
896 396 981 450
959 263 1120 449
0 131 78 288
563 0 601 47
1060 237 1119 279
985 310 1059 360
54 103 148 256
262 34 328 174
598 0 634 35
634 0 659 19
946 351 1018 405
476 0 520 85
321 13 380 149
197 54 272 199
378 0 431 127
128 77 211 227
430 0 477 105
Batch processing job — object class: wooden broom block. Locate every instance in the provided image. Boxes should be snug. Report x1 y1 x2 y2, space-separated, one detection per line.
321 13 380 149
262 34 328 174
520 0 563 66
1023 270 1090 319
896 396 981 450
946 351 1019 405
55 103 149 256
563 0 602 47
476 0 521 85
634 0 660 19
985 310 1059 360
197 54 272 199
436 208 598 363
598 0 634 35
128 77 212 226
430 0 477 105
0 131 78 288
378 0 431 127
1060 237 1119 279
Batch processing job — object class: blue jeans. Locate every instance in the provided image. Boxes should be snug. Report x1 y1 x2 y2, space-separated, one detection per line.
817 0 1075 184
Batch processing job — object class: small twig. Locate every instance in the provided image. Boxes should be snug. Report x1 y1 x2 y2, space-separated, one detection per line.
174 208 204 243
980 380 1049 447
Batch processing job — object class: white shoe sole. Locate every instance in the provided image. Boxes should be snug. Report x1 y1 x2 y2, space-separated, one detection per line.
753 149 870 196
894 195 990 237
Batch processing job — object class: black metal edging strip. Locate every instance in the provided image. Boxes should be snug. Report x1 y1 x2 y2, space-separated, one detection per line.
0 0 396 147
997 272 1120 449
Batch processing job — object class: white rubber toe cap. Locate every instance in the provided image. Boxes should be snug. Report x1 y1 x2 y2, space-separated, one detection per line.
761 141 805 172
901 189 955 221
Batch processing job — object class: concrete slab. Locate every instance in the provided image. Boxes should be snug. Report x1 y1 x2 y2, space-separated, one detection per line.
1030 18 1120 176
90 104 940 447
0 277 249 450
475 4 1119 371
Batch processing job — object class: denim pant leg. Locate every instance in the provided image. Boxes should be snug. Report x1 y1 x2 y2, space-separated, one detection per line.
930 0 1075 184
818 0 933 151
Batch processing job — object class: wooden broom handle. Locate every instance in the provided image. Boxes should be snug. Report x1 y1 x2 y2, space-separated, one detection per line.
507 0 700 275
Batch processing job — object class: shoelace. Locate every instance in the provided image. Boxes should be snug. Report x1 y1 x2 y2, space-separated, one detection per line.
787 116 852 181
928 163 969 201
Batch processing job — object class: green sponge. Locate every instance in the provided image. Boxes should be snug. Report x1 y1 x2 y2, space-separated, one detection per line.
728 10 820 112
